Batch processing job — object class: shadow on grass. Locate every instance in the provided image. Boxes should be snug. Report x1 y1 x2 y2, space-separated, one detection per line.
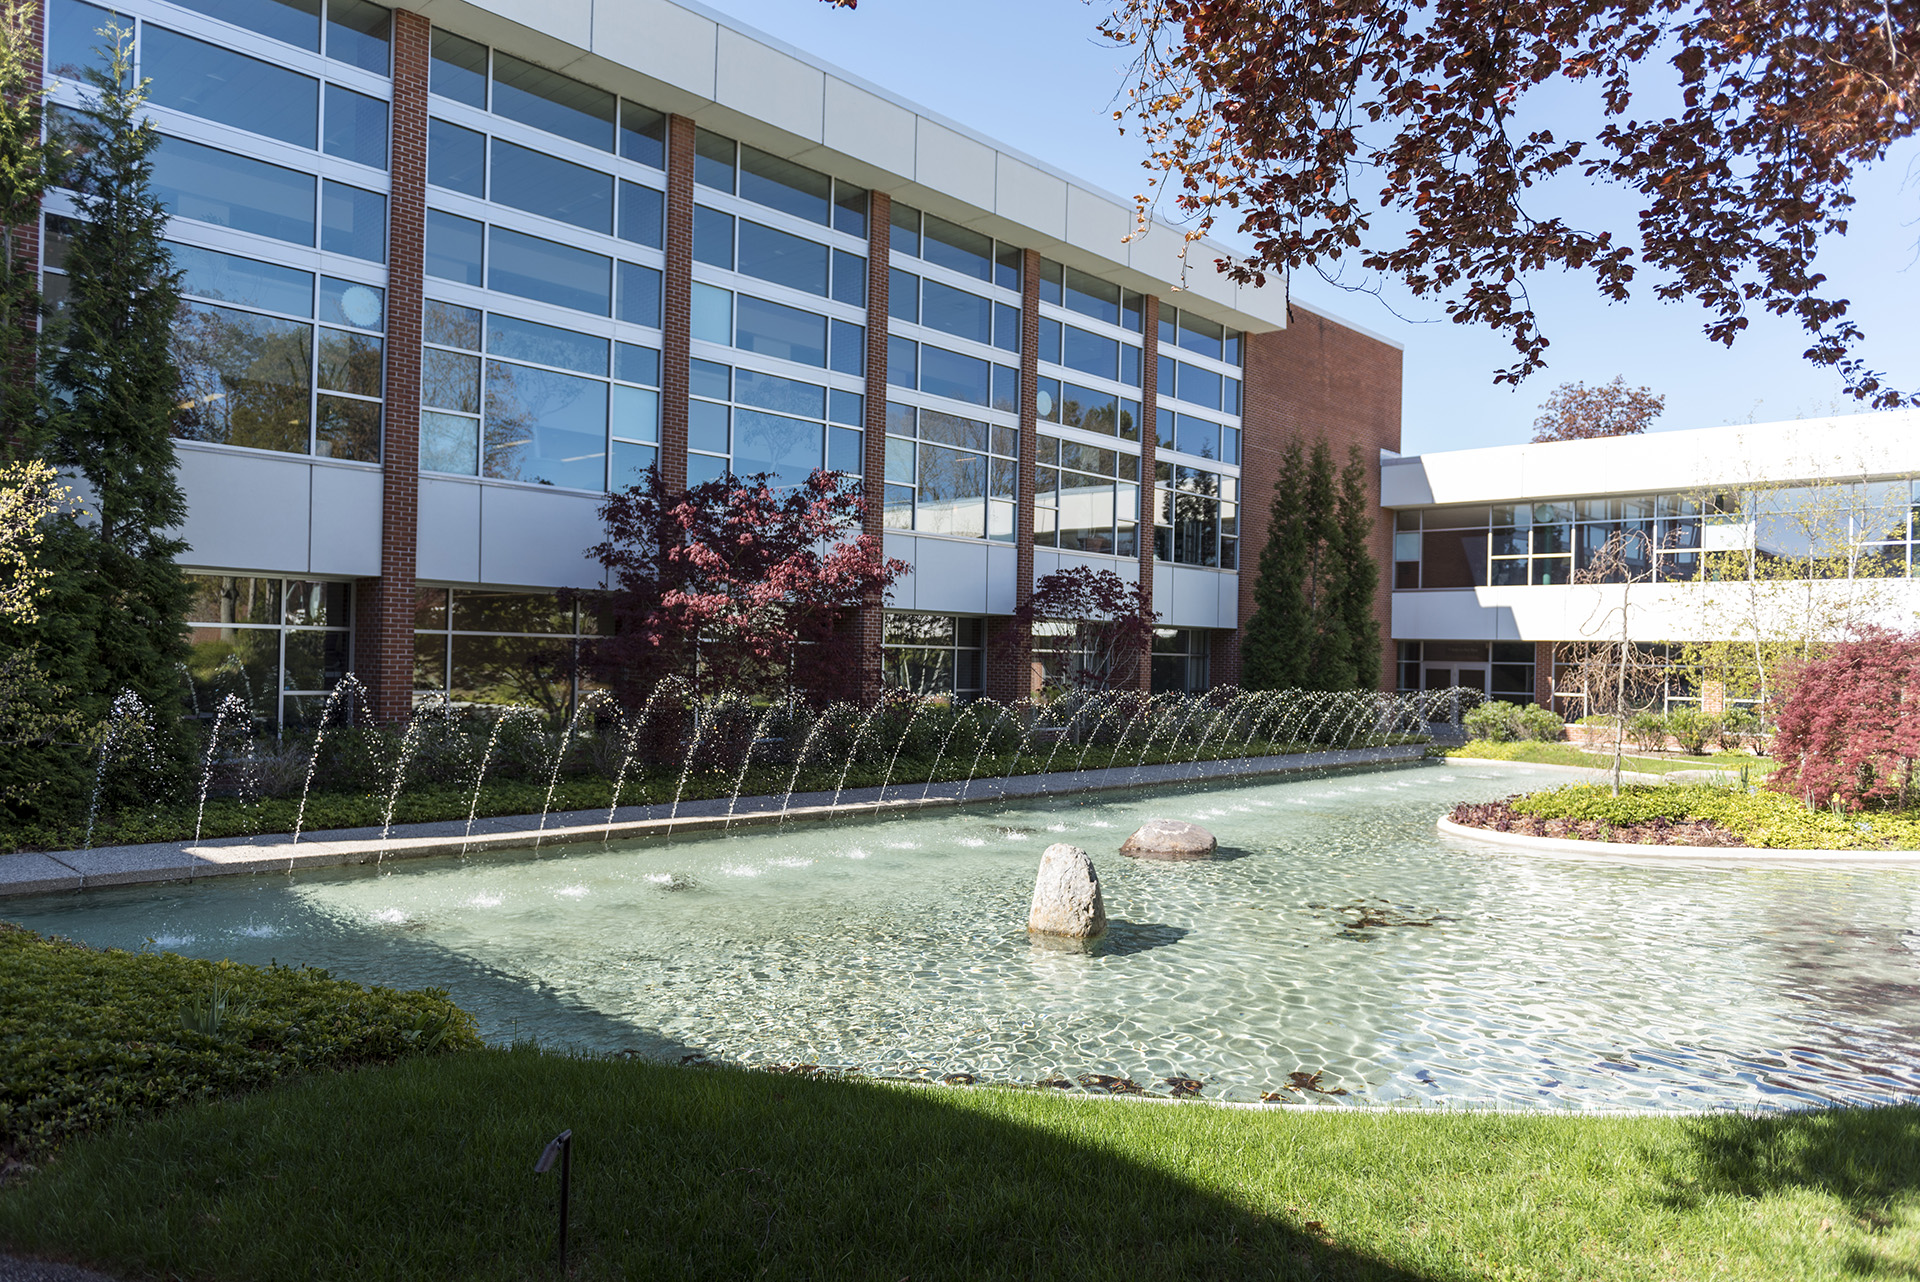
0 1049 1440 1282
1664 1105 1920 1229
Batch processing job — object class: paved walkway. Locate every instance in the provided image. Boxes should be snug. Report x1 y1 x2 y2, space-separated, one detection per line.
0 744 1428 899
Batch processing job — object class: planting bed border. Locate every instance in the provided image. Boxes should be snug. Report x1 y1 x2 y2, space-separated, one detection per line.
0 744 1427 899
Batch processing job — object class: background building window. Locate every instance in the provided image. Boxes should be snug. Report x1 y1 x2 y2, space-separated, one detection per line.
882 613 983 700
1150 627 1211 694
184 575 352 729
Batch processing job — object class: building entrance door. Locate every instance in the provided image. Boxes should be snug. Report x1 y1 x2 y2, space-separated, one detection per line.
1423 665 1487 695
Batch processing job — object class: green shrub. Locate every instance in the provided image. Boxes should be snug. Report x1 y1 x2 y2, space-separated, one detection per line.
1463 702 1524 742
1717 708 1759 752
1627 711 1668 752
0 922 481 1158
1508 782 1920 849
1518 703 1564 742
1664 707 1718 755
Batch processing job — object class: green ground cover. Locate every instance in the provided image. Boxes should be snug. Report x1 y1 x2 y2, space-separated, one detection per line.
0 923 479 1161
1445 740 1774 777
0 735 1422 854
1508 783 1920 850
1 1046 1914 1281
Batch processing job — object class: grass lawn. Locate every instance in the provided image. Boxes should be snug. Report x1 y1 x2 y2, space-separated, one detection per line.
1446 740 1777 777
2 1048 1915 1281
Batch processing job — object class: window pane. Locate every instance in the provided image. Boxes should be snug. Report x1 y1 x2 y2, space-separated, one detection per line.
173 302 312 453
321 181 385 261
423 348 480 413
145 25 317 148
317 328 382 396
46 0 117 81
995 242 1021 292
1175 415 1220 459
888 268 919 323
1178 310 1225 359
833 183 867 237
692 206 736 270
1177 361 1221 410
830 319 864 377
316 393 380 462
889 201 921 258
619 101 665 168
489 227 610 315
1038 315 1061 364
993 302 1019 353
616 343 659 386
1063 326 1118 381
691 283 731 345
484 361 608 490
738 146 830 223
611 384 658 442
991 364 1017 414
314 270 382 330
1120 344 1141 388
154 136 316 246
618 262 662 327
618 181 663 248
428 117 485 196
921 279 991 344
735 294 826 366
167 0 319 51
735 368 825 418
429 30 486 106
1063 267 1120 326
887 334 917 388
170 241 312 315
283 627 351 691
733 409 824 488
829 389 863 426
1060 478 1116 553
919 344 990 406
323 83 387 168
487 313 607 375
688 398 728 453
828 425 862 473
916 444 986 537
492 51 614 149
611 440 658 489
325 0 389 73
1038 258 1063 306
424 300 481 349
831 249 866 307
492 139 613 234
426 209 483 284
694 129 736 191
922 215 992 282
737 220 828 295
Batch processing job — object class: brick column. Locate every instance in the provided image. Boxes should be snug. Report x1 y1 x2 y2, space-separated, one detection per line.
983 249 1040 702
1534 641 1556 709
659 114 695 490
354 8 427 723
1136 295 1160 691
854 191 892 700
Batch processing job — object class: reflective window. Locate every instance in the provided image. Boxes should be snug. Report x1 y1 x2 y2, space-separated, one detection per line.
426 208 483 285
174 302 313 455
735 294 825 367
884 403 1016 541
144 25 317 148
620 102 665 168
694 206 734 269
171 241 312 314
186 574 353 730
491 139 614 233
153 136 315 247
694 129 736 191
484 361 607 490
1063 266 1120 326
428 118 485 196
167 0 320 52
617 262 662 327
883 613 985 700
737 219 828 295
1152 463 1235 568
324 0 389 73
831 250 865 308
1063 325 1118 381
618 181 663 248
922 215 990 282
430 30 487 105
46 0 117 81
687 359 848 488
321 180 385 261
921 279 990 345
1034 431 1137 557
488 226 610 315
739 146 830 224
491 51 614 150
324 84 388 169
487 313 606 375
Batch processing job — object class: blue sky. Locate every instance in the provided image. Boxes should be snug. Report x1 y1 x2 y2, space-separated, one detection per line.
703 0 1920 456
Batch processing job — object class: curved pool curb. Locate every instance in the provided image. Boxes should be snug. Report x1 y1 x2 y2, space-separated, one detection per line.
1436 815 1920 866
0 744 1433 899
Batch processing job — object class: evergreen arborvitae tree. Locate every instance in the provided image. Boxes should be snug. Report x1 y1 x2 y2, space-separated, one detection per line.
1334 444 1382 689
1301 441 1355 690
1240 442 1314 690
34 29 192 800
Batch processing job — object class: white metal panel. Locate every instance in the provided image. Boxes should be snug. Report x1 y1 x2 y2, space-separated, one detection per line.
994 154 1067 242
1162 565 1222 628
1217 572 1242 629
984 543 1018 614
416 476 483 583
588 0 716 98
477 485 605 588
821 77 916 177
1152 562 1173 614
882 531 916 608
173 446 313 576
903 535 993 615
714 28 823 143
307 464 382 577
464 0 593 52
1064 187 1132 260
915 119 997 214
1379 458 1435 507
1390 590 1500 641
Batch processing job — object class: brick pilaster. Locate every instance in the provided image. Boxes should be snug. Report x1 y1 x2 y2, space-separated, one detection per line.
1535 640 1555 709
983 248 1039 702
659 114 695 490
855 190 891 700
1137 294 1160 691
355 8 428 723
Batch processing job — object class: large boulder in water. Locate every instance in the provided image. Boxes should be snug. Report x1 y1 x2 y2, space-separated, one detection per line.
1027 843 1107 938
1119 819 1219 861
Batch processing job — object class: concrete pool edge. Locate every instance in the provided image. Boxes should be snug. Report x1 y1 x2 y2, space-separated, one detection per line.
2 743 1430 899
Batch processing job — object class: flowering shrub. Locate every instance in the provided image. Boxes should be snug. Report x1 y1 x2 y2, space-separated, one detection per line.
1769 631 1920 810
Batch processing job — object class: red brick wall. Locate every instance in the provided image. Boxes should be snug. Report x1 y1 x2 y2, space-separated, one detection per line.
659 114 695 491
983 248 1040 702
854 191 891 699
354 8 428 722
1136 294 1159 691
1232 304 1403 690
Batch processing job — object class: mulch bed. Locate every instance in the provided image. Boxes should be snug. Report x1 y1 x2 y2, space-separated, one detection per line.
1447 798 1745 847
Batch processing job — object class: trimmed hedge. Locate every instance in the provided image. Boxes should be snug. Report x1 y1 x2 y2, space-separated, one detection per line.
1508 783 1920 849
0 922 481 1159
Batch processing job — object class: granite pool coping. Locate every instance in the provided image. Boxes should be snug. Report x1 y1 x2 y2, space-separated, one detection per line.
2 743 1429 899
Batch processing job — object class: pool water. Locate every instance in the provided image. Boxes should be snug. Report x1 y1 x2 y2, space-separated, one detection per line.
13 762 1920 1111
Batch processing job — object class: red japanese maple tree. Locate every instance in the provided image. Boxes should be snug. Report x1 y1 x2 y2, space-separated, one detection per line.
1006 566 1159 691
581 468 906 707
1531 377 1665 442
1769 630 1920 810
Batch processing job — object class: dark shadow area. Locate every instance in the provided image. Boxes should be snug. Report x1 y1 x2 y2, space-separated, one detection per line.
1121 845 1253 863
1663 1106 1920 1231
0 1049 1446 1281
1026 921 1188 958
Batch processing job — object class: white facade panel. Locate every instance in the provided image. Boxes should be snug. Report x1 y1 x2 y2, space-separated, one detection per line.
820 78 916 178
915 119 997 214
984 544 1018 615
477 486 605 588
898 535 994 615
994 154 1067 242
307 465 383 578
588 0 717 98
1163 565 1230 628
417 476 483 583
1035 550 1137 587
713 29 824 143
1217 573 1242 629
1063 187 1132 260
454 0 593 55
882 532 916 608
174 446 313 576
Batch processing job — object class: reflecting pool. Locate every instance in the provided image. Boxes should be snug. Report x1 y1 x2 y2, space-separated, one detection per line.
12 762 1920 1111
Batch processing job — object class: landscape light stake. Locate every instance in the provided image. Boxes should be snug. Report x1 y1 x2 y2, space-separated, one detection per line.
535 1129 572 1272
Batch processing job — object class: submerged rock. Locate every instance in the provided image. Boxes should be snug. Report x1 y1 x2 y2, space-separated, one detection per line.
1027 842 1107 938
1119 818 1219 861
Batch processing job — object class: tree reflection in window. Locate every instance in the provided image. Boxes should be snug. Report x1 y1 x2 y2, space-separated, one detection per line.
172 301 312 453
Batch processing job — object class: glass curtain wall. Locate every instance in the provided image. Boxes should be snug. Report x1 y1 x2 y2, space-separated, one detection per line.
184 575 353 728
1153 306 1242 568
1031 259 1143 561
881 613 984 700
413 587 597 718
